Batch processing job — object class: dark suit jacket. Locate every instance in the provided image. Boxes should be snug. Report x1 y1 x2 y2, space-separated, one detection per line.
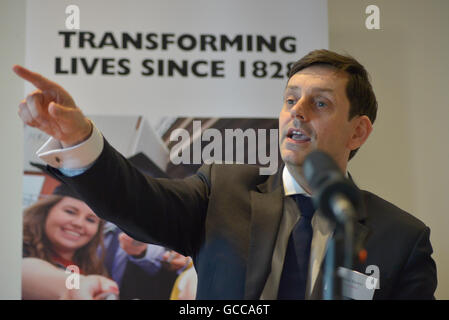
48 139 437 299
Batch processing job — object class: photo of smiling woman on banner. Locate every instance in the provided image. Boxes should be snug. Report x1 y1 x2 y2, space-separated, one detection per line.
22 182 118 299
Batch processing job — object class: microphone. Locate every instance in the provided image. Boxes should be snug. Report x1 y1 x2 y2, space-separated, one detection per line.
303 150 361 223
304 150 365 297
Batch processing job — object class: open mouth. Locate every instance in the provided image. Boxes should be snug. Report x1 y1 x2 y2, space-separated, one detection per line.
286 128 311 142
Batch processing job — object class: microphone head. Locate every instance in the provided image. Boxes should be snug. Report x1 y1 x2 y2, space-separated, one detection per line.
303 150 361 221
303 150 343 192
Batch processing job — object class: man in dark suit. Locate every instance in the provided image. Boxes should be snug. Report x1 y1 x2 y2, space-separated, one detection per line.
14 49 437 299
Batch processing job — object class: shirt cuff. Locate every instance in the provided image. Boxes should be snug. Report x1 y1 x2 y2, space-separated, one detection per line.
36 122 104 170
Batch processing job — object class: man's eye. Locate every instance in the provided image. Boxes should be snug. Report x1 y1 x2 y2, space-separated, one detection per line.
286 98 296 105
64 209 75 215
316 101 327 108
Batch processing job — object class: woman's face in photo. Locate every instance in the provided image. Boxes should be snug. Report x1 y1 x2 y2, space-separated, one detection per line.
45 196 100 259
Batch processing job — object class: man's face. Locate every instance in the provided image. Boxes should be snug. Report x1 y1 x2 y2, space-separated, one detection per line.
279 65 358 171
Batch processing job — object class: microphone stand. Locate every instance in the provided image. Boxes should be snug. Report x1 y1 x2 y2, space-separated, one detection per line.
323 193 356 300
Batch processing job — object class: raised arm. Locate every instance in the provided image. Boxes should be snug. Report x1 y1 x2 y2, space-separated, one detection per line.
14 66 211 258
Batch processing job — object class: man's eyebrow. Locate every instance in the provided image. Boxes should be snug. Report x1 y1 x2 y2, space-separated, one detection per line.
284 85 300 95
311 87 335 94
284 85 336 94
285 85 300 91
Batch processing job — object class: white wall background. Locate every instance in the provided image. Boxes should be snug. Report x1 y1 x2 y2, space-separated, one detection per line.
1 0 448 299
330 0 449 299
0 0 25 300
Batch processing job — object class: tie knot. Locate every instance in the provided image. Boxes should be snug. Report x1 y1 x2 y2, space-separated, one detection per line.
295 194 315 219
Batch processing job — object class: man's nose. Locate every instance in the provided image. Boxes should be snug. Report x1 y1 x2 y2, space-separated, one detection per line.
290 98 308 121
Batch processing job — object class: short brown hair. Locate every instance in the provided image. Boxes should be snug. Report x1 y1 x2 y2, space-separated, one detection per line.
288 49 378 160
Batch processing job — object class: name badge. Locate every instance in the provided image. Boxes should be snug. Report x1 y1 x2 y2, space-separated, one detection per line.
323 267 379 300
337 267 378 300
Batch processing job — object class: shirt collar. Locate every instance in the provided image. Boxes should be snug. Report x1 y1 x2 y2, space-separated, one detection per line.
282 166 310 197
282 165 349 197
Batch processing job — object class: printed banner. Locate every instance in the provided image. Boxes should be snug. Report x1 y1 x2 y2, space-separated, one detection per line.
22 0 328 299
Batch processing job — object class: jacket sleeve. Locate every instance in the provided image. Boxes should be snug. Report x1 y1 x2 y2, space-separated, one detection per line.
47 138 211 258
391 226 438 299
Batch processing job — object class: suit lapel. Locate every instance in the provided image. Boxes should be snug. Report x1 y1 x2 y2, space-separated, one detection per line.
244 171 284 299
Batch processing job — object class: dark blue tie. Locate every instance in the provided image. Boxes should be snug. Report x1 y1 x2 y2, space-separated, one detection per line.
277 194 315 299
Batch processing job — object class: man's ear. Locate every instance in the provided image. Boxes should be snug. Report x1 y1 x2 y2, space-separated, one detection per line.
348 115 373 151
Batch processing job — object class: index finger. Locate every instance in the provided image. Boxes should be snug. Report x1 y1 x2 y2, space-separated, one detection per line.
12 65 57 91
